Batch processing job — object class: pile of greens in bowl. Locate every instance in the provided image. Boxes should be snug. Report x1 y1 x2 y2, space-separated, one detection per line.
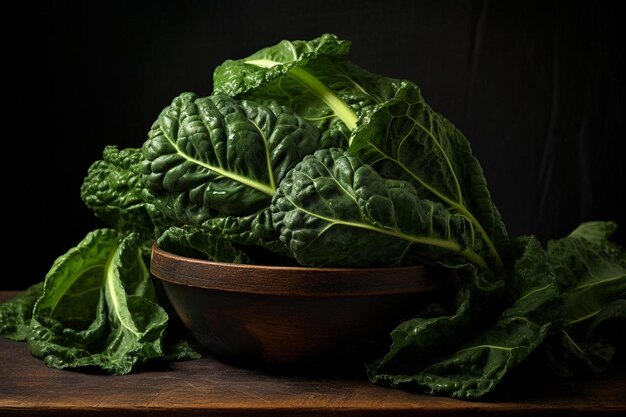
1 34 624 400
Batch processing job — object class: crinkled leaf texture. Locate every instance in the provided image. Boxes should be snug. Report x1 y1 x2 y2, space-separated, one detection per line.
350 82 508 273
214 33 350 96
142 92 319 252
272 148 492 275
157 225 251 264
28 229 170 374
368 236 560 399
0 283 43 341
213 33 400 148
1 34 622 398
81 146 164 240
542 221 626 377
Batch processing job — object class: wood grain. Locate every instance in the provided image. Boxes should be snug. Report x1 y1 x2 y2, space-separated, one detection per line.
1 291 625 416
150 244 446 296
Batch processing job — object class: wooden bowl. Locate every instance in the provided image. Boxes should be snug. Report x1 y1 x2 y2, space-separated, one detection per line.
150 244 450 369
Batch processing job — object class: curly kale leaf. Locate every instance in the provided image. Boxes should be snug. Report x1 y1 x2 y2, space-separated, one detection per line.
81 146 174 240
157 225 251 264
0 283 44 341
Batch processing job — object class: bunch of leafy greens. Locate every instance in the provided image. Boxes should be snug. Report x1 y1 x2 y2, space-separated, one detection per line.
1 34 624 399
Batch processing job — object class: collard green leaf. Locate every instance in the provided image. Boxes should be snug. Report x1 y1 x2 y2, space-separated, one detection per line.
7 33 622 398
272 148 493 274
142 92 319 235
213 33 350 97
369 236 559 399
349 82 508 273
542 303 624 378
411 237 559 399
157 225 251 263
543 222 626 377
368 286 476 379
28 229 168 374
214 34 400 148
567 221 626 265
568 221 618 244
0 283 43 341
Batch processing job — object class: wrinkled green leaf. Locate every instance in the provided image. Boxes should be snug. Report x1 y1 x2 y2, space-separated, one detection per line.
163 339 202 361
81 146 160 239
542 304 623 378
543 221 626 377
0 283 43 341
198 208 289 256
368 286 476 378
214 33 350 96
350 82 508 273
272 148 493 275
28 229 168 374
369 236 560 399
568 221 626 265
142 92 319 252
157 225 251 263
569 221 618 244
3 34 622 400
214 33 399 148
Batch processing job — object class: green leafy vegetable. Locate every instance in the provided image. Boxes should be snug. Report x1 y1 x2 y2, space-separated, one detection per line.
369 236 560 399
214 33 399 148
214 33 350 97
350 82 508 273
157 225 251 263
0 283 43 341
542 221 626 377
1 34 623 400
273 148 492 274
81 146 156 237
142 92 319 250
28 229 170 374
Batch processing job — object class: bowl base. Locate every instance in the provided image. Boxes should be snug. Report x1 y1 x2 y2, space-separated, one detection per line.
162 281 449 369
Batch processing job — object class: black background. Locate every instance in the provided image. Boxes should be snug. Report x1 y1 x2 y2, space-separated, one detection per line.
11 0 625 289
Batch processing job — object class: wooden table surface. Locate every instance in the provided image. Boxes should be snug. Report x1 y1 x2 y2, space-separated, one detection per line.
1 291 625 416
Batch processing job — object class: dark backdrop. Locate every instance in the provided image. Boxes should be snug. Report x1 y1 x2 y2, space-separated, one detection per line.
11 0 624 289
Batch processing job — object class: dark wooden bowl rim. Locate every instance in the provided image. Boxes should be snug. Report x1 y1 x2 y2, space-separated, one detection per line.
151 244 444 297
